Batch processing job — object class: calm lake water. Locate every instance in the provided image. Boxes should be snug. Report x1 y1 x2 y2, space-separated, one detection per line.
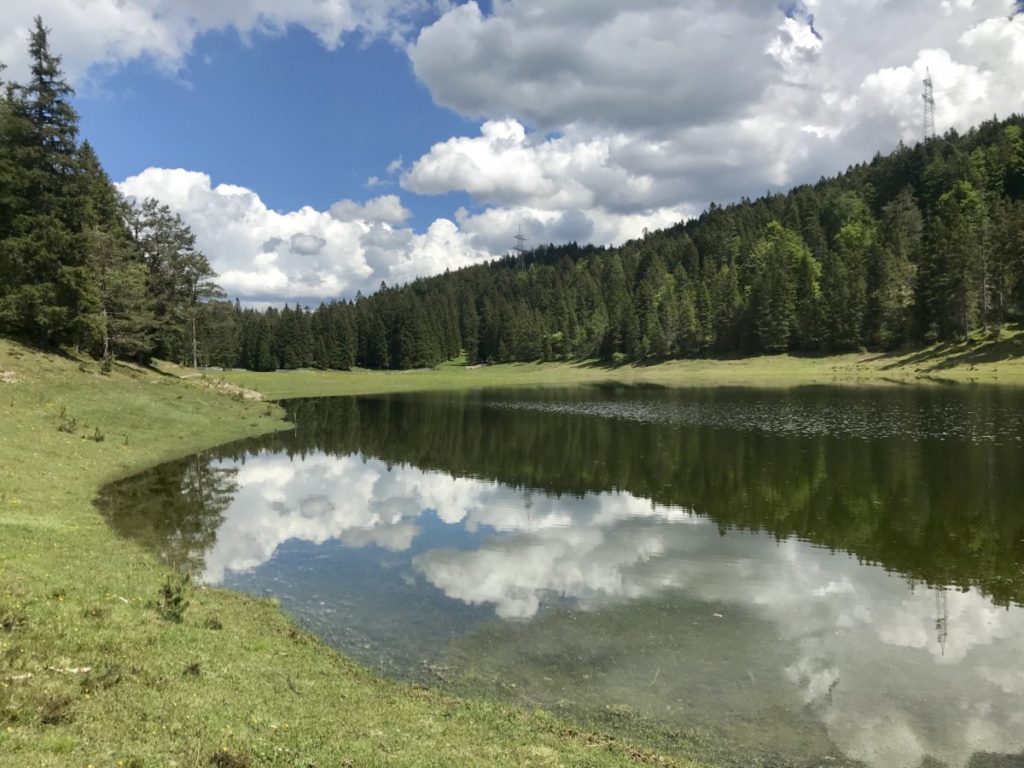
98 385 1024 768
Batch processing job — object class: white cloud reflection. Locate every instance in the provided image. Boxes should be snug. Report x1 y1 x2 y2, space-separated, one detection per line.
205 449 1024 768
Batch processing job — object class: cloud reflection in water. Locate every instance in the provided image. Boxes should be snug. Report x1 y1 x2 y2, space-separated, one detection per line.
197 447 1024 768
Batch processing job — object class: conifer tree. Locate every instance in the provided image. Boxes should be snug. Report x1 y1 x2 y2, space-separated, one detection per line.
0 18 85 347
869 189 921 347
128 198 222 365
746 222 799 352
83 224 151 362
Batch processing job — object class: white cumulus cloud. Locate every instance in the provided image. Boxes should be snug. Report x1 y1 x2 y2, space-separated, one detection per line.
0 0 430 82
117 167 489 303
408 1 783 133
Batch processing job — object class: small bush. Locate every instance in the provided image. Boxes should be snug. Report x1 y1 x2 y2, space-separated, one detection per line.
82 605 108 620
0 611 27 632
156 575 190 623
209 750 251 768
80 664 126 694
39 694 73 725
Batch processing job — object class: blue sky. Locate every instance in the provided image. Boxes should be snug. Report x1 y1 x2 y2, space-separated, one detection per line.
4 0 1023 304
78 27 475 230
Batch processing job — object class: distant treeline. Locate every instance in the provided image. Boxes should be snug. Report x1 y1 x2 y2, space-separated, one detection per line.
3 19 1024 369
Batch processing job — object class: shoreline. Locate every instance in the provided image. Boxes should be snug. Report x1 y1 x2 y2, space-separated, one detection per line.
213 332 1024 401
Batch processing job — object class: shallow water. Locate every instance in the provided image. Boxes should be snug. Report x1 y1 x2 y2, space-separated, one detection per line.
98 385 1024 767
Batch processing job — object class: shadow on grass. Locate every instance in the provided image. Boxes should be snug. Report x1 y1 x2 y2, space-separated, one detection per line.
876 326 1024 373
574 349 855 371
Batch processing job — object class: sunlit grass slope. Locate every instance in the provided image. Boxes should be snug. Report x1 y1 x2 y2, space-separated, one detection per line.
0 337 694 768
216 328 1024 401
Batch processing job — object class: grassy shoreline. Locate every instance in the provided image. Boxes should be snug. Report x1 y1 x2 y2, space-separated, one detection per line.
2 334 1022 767
0 339 690 768
214 330 1024 400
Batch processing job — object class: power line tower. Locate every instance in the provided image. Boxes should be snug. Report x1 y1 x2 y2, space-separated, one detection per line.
922 67 936 141
934 588 948 656
513 226 527 266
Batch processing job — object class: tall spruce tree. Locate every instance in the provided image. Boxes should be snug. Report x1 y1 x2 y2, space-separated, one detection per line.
76 142 154 361
918 181 986 340
746 222 799 352
84 226 152 362
869 189 921 347
0 18 86 347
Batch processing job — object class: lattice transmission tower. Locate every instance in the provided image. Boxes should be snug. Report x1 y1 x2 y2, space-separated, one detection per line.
922 68 936 141
513 226 527 265
935 588 948 656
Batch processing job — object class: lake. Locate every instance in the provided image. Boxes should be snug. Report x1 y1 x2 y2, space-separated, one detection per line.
98 385 1024 767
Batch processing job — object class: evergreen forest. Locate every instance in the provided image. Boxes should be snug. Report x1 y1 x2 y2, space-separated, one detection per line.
3 19 1024 371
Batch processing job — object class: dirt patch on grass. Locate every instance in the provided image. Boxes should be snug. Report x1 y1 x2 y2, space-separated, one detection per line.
209 750 251 768
196 377 264 401
0 371 17 384
38 693 74 725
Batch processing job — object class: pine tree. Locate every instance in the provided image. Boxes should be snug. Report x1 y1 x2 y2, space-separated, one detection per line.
460 293 480 364
990 199 1024 327
821 215 872 349
0 18 86 347
709 264 742 351
920 181 986 340
72 141 155 361
745 222 804 352
254 314 276 371
600 253 635 358
196 299 240 367
672 266 699 355
85 226 152 363
128 198 222 365
869 189 921 347
0 60 18 245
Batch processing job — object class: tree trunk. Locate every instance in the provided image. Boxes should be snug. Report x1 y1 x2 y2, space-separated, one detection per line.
191 311 198 369
963 294 970 342
981 250 990 332
102 305 110 361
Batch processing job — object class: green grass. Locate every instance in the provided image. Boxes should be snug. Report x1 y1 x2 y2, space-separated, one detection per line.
215 328 1024 400
0 338 695 768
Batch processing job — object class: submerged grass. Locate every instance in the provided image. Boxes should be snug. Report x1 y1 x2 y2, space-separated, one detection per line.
214 328 1024 400
0 337 697 767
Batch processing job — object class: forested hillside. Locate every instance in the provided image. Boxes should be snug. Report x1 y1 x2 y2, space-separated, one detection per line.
3 20 1023 371
207 113 1024 370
